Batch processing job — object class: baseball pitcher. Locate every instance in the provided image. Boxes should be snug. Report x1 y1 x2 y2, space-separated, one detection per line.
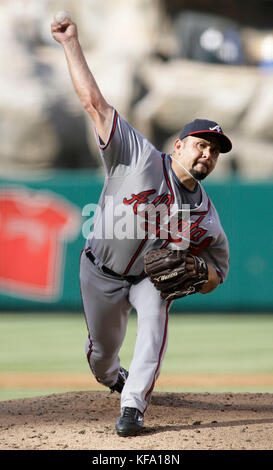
51 15 231 437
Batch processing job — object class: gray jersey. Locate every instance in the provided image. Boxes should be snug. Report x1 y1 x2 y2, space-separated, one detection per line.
86 109 229 282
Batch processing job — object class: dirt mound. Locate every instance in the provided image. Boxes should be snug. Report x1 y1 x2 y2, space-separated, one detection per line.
0 391 273 450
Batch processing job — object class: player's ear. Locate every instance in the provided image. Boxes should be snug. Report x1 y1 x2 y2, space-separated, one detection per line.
174 138 186 153
174 138 182 150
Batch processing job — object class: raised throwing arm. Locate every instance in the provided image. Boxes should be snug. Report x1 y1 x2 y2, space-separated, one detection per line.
51 17 113 143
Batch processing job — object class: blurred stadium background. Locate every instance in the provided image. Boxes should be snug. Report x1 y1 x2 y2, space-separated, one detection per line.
0 0 272 401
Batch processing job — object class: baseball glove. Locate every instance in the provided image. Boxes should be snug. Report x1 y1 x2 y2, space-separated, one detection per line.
144 248 209 301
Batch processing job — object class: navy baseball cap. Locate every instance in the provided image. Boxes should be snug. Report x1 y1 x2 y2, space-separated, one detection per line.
179 119 232 153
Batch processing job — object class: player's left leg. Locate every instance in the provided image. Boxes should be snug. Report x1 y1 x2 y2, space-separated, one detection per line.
80 249 131 389
120 277 171 414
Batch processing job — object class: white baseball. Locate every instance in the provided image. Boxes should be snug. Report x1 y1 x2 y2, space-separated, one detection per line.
54 10 72 23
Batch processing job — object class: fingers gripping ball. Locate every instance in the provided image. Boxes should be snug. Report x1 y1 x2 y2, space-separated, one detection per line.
54 10 72 23
144 248 209 301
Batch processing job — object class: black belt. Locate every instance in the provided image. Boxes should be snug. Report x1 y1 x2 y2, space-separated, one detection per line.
85 250 146 284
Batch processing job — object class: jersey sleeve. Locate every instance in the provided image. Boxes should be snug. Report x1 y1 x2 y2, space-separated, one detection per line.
201 231 229 284
94 109 153 177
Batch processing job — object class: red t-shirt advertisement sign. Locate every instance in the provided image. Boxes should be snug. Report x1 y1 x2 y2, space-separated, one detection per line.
0 187 81 301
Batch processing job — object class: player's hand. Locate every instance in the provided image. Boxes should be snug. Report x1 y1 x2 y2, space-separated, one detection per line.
51 19 78 45
185 255 196 275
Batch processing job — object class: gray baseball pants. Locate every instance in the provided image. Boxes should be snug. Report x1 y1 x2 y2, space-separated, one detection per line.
79 249 171 414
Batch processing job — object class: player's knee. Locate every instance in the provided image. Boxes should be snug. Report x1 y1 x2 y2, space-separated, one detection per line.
85 337 118 363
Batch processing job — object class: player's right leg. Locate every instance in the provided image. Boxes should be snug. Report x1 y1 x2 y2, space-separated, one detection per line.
115 277 171 436
79 250 131 389
121 277 171 413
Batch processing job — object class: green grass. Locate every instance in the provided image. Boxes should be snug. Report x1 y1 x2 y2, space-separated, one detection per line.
0 312 273 401
163 314 273 374
0 313 89 373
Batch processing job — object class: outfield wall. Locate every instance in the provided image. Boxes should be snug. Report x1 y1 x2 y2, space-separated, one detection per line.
0 172 272 312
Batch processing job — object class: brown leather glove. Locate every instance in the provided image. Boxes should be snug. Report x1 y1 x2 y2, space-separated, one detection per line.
144 248 209 301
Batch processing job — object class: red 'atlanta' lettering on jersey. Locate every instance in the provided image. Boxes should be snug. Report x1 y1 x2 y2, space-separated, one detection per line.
123 191 172 214
171 215 208 242
123 190 209 245
123 190 157 214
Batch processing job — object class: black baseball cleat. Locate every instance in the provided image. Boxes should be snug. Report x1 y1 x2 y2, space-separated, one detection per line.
115 407 144 436
110 367 128 393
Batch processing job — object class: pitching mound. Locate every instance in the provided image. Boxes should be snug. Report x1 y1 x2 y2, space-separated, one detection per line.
0 391 273 450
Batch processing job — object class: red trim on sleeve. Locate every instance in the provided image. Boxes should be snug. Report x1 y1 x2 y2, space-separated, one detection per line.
96 109 118 151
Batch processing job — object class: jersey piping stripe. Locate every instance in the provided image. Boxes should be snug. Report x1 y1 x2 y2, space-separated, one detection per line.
192 198 211 215
161 240 170 249
97 109 118 151
123 234 149 275
161 154 175 205
122 154 174 275
144 300 171 409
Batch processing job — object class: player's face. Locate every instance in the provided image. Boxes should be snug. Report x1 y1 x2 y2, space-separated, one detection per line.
179 135 221 180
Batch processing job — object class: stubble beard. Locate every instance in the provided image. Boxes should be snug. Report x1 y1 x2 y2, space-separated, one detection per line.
189 158 210 181
189 168 208 181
